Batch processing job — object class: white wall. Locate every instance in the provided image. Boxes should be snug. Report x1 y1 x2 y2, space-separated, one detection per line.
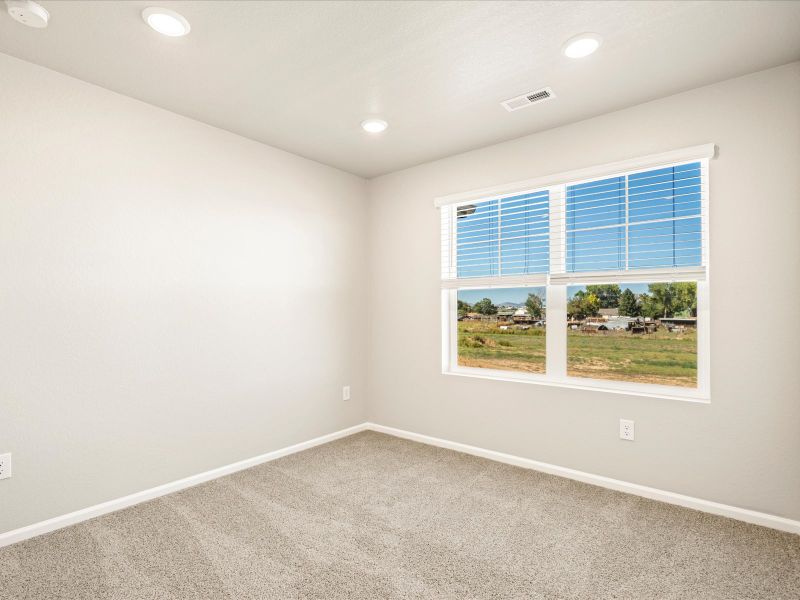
0 53 368 534
3 52 798 536
366 62 800 520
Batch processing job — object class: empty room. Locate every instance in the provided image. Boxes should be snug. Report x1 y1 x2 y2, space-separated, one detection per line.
1 1 799 598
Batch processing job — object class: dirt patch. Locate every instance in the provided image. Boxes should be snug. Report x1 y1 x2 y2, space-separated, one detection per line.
567 366 696 388
458 356 545 374
457 357 695 387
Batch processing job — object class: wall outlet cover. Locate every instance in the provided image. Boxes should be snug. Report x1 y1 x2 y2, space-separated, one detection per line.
0 453 11 479
342 385 351 401
619 419 635 441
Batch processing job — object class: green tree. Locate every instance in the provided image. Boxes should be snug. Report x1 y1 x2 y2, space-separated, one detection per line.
457 299 471 319
473 297 497 315
618 288 639 316
638 293 660 319
525 293 544 319
672 282 698 316
583 293 600 318
567 292 600 320
648 283 676 318
568 290 586 319
585 284 622 309
645 282 697 318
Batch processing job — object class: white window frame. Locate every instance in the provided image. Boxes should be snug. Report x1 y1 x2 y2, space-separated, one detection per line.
438 144 713 403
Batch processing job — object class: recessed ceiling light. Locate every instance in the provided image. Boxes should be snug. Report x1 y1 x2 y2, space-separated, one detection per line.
562 33 602 58
6 0 49 28
142 7 191 37
361 119 388 134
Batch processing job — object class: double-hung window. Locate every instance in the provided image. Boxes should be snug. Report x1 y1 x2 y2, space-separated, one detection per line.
439 145 712 400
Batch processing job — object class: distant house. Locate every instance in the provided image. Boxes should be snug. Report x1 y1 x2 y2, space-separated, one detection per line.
512 307 532 323
598 308 619 320
496 308 516 321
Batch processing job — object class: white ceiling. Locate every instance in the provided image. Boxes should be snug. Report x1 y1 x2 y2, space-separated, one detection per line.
1 1 799 178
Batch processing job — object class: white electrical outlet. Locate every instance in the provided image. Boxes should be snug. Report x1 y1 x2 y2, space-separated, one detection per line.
342 385 351 401
0 453 11 480
619 419 635 441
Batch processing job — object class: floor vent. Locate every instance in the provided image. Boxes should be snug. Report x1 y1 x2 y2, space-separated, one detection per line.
501 87 556 112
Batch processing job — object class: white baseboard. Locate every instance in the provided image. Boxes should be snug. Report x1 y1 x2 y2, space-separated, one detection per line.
0 422 369 549
2 420 797 549
366 422 800 535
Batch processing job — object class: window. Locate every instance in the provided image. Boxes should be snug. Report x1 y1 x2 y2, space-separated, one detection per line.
439 145 712 400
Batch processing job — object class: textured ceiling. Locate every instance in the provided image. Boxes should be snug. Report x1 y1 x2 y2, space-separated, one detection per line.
1 1 799 177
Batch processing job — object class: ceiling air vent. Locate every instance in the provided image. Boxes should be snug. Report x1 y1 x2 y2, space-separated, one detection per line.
501 87 556 112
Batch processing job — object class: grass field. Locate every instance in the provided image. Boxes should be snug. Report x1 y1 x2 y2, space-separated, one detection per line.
457 321 697 387
458 320 546 373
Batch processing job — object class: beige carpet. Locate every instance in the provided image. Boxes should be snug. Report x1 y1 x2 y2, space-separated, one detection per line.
1 431 798 599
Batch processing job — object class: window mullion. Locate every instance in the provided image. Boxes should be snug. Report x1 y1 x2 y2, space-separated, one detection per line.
546 185 567 379
497 199 502 277
624 175 630 270
545 284 567 379
549 185 566 275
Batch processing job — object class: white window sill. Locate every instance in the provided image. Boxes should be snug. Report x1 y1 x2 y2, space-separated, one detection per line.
443 367 710 404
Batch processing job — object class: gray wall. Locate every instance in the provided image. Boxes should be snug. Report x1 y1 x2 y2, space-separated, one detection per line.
0 54 369 534
366 62 800 520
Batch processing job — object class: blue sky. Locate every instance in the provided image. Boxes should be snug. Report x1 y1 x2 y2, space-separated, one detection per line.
458 283 650 306
458 287 544 305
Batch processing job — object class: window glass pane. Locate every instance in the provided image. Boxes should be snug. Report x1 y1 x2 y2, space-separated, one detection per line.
566 176 624 272
628 217 702 268
566 176 625 229
566 282 697 387
564 163 703 273
456 192 550 279
500 191 549 275
567 226 625 272
628 162 701 223
456 199 498 278
627 162 703 269
457 287 546 374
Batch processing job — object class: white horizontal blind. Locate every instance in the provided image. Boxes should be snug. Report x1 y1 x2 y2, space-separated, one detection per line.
552 160 708 283
441 190 550 288
440 150 710 288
